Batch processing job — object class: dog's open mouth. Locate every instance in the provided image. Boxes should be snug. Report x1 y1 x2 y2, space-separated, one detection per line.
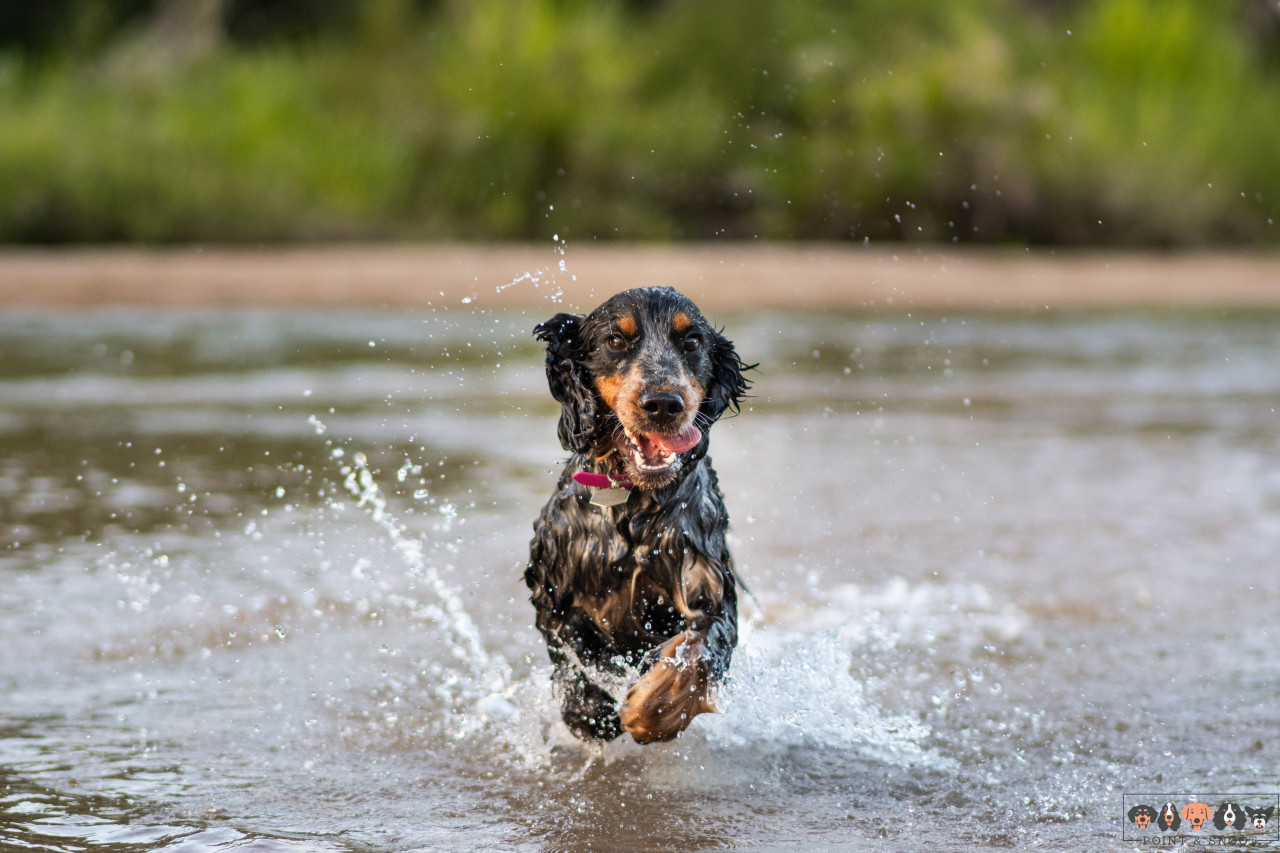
619 424 701 475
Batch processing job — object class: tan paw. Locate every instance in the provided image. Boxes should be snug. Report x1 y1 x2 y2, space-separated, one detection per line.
619 631 719 744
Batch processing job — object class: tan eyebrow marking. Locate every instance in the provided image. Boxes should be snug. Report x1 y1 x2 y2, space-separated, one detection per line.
672 312 692 333
617 314 637 336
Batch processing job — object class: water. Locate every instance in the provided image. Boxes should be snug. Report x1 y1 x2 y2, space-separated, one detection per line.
2 304 1279 851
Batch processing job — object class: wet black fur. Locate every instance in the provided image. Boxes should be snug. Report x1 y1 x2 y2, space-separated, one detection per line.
526 287 751 740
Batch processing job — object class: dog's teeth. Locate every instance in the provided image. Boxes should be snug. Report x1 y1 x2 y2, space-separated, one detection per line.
620 430 685 474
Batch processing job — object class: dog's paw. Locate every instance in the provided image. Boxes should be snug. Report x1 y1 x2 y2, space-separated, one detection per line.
619 631 719 744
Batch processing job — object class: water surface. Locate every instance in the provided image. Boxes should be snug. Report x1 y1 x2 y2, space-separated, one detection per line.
2 303 1278 851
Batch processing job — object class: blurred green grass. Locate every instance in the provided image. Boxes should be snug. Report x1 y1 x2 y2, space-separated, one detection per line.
0 0 1277 245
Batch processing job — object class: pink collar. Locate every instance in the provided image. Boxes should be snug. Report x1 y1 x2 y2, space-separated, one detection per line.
571 470 634 489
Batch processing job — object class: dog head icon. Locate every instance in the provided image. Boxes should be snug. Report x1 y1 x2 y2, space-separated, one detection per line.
1181 802 1213 831
1214 802 1246 831
1245 806 1275 830
1157 802 1181 831
1127 804 1157 831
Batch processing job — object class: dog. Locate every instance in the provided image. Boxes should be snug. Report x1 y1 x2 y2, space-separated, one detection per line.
1157 802 1182 831
525 287 750 743
1127 804 1157 831
1131 799 1162 824
1214 802 1247 831
1180 802 1213 831
1246 805 1275 829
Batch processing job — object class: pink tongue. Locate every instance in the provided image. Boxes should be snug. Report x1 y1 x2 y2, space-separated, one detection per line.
644 424 702 456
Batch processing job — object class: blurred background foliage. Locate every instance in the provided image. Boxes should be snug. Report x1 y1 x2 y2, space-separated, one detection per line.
0 0 1277 244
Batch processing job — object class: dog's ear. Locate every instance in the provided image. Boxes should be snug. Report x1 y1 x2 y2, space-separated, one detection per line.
534 312 597 453
702 328 753 422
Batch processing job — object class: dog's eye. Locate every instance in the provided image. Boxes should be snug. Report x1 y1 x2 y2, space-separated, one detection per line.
606 334 628 352
682 334 702 353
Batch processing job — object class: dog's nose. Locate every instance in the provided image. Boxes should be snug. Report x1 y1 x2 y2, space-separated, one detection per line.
639 391 685 425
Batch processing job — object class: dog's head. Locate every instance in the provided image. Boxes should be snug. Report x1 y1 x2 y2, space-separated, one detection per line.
1158 802 1182 831
1180 802 1213 831
1246 805 1275 829
1127 804 1156 831
535 287 750 489
1214 802 1246 831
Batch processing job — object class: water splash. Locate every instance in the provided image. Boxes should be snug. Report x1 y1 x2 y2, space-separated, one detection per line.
313 419 518 740
495 268 566 304
309 419 960 776
710 620 941 768
494 233 572 302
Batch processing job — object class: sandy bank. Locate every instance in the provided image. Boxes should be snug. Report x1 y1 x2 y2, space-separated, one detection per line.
1 244 1278 311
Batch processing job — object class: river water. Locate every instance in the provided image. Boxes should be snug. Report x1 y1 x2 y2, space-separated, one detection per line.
2 301 1278 851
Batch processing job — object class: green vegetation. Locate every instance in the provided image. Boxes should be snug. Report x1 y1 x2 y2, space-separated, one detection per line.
1 0 1277 244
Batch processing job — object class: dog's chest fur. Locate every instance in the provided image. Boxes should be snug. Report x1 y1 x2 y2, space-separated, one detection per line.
529 453 730 657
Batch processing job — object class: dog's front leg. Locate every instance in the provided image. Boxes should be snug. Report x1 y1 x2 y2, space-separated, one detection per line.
557 664 624 741
618 616 734 744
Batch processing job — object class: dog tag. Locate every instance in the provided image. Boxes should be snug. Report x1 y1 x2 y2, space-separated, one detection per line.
589 486 632 508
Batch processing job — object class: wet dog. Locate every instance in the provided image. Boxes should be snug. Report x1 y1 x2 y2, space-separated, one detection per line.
525 287 750 743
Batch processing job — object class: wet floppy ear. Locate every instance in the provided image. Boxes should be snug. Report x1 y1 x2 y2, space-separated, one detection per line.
534 313 597 453
702 328 753 421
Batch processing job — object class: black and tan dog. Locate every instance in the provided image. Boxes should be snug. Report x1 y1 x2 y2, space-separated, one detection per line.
525 287 751 743
1127 804 1157 831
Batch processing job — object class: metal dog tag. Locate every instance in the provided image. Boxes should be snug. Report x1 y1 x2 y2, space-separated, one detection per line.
589 486 632 508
